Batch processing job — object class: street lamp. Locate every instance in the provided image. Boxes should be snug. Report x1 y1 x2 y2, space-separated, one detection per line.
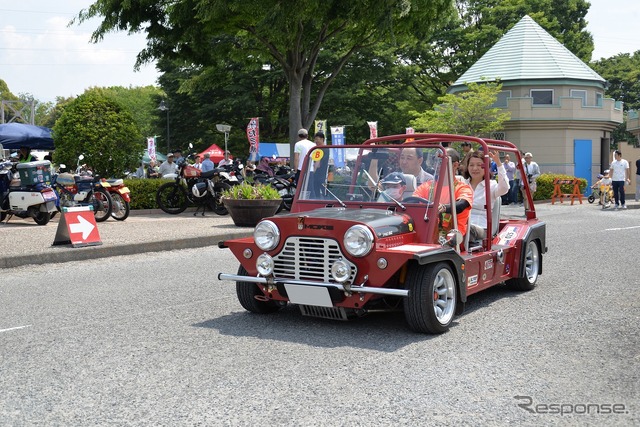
158 100 170 153
216 123 231 161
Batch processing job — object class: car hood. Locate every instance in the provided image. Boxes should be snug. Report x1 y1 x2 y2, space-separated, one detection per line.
279 208 414 238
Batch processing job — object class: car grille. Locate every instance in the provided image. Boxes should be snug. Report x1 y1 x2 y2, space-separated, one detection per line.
273 237 356 284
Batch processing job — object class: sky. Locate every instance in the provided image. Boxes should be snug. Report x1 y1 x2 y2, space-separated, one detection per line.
0 0 639 104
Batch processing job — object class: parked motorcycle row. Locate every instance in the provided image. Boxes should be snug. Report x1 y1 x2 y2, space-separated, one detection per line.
1 154 131 226
155 153 296 216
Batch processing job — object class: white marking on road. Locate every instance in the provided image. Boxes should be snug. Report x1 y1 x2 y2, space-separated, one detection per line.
604 225 640 231
0 325 32 333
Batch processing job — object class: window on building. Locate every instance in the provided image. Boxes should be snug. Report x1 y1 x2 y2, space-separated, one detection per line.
530 89 553 105
491 132 506 140
596 92 603 107
493 90 512 108
570 89 587 106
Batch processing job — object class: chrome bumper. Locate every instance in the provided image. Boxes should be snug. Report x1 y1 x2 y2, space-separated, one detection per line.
218 273 409 297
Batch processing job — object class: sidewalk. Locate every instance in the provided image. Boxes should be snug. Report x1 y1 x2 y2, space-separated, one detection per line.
0 208 252 269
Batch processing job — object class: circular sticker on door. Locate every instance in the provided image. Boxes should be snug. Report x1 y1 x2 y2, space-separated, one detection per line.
310 149 324 161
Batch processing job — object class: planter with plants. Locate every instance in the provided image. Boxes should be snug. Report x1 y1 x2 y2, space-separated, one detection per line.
221 181 282 227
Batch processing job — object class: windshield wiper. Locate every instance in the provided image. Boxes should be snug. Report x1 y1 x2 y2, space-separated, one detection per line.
322 184 347 208
379 192 406 210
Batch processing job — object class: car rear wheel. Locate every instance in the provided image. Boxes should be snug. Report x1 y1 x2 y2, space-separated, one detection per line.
236 265 281 314
507 240 540 291
404 262 457 334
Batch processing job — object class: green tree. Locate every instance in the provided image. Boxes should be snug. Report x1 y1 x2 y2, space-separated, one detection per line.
410 81 510 137
591 51 640 111
400 0 593 105
53 92 143 177
75 0 453 151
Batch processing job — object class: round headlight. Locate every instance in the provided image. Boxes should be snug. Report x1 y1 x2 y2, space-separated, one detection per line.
256 253 274 276
343 225 374 257
331 259 351 283
254 220 280 251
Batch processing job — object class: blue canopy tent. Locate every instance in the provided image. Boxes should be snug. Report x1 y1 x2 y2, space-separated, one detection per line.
0 123 55 150
258 143 290 160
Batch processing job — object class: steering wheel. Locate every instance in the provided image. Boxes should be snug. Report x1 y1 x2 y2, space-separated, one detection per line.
401 196 431 205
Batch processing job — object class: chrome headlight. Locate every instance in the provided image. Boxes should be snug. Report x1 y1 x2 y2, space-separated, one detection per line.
254 220 280 251
331 259 351 283
343 224 374 257
256 253 274 276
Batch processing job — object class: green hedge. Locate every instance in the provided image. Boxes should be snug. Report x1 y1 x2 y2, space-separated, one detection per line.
534 173 588 201
123 178 174 210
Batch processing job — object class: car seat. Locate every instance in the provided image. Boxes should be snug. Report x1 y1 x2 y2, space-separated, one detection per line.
402 174 417 199
464 196 501 252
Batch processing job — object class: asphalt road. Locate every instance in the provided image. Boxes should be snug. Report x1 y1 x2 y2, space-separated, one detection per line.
0 203 638 426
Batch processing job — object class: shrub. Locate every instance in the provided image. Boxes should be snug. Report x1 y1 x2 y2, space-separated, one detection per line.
534 173 588 200
124 178 173 209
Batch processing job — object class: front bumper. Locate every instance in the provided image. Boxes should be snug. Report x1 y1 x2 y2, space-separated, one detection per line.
218 273 409 298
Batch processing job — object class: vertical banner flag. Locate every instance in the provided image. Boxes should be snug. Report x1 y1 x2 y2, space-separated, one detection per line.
330 126 345 168
247 117 260 161
367 121 378 139
315 120 327 136
406 127 415 142
147 137 156 162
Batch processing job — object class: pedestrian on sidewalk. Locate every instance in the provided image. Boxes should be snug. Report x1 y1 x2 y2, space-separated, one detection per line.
609 150 630 209
635 155 640 202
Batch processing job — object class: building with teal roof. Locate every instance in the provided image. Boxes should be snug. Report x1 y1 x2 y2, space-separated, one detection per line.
448 15 623 185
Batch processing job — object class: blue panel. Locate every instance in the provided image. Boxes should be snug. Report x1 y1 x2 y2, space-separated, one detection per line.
574 139 592 194
258 143 279 158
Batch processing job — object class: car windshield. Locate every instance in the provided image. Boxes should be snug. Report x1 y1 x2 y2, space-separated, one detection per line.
297 145 444 204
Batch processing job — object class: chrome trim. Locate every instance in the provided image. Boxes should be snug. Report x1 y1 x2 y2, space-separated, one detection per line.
218 273 409 297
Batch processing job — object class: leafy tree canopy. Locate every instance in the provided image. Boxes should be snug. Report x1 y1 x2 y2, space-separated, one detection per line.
410 81 510 137
53 92 144 177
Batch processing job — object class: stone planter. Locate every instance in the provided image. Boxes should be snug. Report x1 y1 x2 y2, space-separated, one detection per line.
222 198 282 227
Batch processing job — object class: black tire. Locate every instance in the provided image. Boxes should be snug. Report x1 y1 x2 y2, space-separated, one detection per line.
110 192 130 221
506 240 540 291
211 182 231 216
33 210 51 225
587 195 595 203
92 188 113 222
404 262 457 334
156 182 189 214
236 265 281 314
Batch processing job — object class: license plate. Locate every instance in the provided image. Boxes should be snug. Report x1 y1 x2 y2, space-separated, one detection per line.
119 187 130 194
284 284 333 307
278 189 288 196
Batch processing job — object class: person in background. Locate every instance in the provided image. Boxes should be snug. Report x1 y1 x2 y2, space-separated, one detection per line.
459 141 474 175
173 149 184 165
503 153 517 205
133 163 146 178
201 152 215 173
18 146 35 163
218 151 232 167
147 160 160 178
521 152 540 207
257 156 274 177
609 149 630 209
193 156 202 170
293 128 315 184
158 153 178 176
636 155 640 202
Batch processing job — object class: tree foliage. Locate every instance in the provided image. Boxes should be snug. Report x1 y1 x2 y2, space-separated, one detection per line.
53 92 143 177
76 0 454 148
410 81 510 137
591 51 640 112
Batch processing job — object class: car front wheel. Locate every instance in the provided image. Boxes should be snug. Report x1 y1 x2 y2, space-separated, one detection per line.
404 262 457 334
507 240 540 291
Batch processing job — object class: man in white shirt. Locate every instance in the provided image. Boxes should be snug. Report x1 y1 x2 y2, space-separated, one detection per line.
158 153 179 176
610 149 630 209
293 128 315 184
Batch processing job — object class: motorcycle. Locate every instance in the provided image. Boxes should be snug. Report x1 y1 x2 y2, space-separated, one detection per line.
52 160 113 223
156 158 232 216
0 160 58 225
253 166 296 212
103 178 131 221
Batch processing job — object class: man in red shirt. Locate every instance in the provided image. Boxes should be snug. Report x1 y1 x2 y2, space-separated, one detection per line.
413 148 473 236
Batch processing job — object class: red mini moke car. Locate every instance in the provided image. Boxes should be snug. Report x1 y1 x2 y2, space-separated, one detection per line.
218 134 547 334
